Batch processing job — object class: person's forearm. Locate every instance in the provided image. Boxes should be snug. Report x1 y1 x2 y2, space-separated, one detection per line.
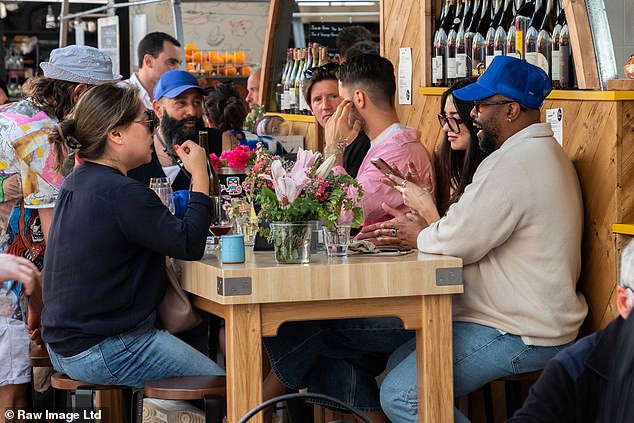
190 170 210 195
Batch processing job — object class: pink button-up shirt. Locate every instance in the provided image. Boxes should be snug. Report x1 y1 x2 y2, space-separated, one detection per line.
347 124 436 226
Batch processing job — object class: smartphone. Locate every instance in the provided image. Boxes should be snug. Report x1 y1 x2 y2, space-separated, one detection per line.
370 158 397 176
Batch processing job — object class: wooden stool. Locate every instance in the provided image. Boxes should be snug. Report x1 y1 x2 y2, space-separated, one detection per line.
143 376 226 423
457 370 543 423
31 346 52 368
51 373 139 423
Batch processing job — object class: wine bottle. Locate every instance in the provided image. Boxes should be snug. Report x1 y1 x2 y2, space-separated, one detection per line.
485 0 503 67
506 0 520 58
456 0 473 80
292 49 305 114
464 0 482 77
551 0 564 88
559 19 571 88
280 49 292 112
514 0 535 59
199 131 220 197
299 49 311 114
472 0 493 75
533 0 556 75
524 0 546 68
446 0 464 86
433 0 455 86
494 0 514 57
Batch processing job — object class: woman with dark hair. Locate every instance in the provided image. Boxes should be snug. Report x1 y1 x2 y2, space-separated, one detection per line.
43 84 224 394
434 75 490 215
358 76 490 243
204 82 249 152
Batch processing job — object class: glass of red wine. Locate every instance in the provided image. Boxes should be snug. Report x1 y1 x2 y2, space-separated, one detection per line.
209 195 233 237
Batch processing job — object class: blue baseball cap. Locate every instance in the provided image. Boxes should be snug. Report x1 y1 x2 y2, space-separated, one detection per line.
453 56 552 110
153 70 206 100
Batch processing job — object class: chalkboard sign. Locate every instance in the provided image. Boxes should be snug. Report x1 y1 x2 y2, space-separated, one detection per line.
308 22 378 54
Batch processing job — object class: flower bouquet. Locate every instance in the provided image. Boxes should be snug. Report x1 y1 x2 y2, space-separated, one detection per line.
246 143 363 263
209 145 255 171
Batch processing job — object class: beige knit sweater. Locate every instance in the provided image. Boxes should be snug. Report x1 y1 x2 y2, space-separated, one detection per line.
418 123 588 346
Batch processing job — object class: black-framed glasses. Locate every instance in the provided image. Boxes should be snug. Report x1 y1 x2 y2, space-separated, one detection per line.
437 113 464 133
133 109 158 134
473 100 515 113
304 62 339 79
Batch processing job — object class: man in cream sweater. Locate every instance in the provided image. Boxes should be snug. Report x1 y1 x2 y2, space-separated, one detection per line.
379 56 588 423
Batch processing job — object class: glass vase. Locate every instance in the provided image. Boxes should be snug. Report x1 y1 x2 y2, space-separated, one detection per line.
269 222 312 264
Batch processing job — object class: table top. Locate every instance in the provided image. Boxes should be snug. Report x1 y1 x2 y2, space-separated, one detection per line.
179 250 463 305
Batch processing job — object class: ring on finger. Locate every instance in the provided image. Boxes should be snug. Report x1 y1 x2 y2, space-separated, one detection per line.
401 180 407 188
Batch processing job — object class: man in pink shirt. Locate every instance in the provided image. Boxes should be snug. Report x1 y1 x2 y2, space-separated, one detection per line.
325 54 435 225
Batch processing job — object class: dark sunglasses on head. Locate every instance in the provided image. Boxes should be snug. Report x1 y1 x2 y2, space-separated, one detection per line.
437 113 464 133
133 109 158 134
303 62 339 80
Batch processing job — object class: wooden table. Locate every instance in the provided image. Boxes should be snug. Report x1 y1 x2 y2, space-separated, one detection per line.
179 251 463 423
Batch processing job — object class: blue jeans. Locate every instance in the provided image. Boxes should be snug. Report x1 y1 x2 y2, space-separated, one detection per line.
263 317 414 412
380 322 570 423
47 313 224 389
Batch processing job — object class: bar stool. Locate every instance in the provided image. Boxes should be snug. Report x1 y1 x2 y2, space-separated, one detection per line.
483 370 542 420
143 375 226 423
457 370 543 422
50 373 140 423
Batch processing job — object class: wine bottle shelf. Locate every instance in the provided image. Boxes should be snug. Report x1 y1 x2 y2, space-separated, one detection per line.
266 113 316 123
613 224 634 235
419 87 634 101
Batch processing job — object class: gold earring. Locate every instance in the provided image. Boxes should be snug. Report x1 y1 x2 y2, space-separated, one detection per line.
507 118 512 123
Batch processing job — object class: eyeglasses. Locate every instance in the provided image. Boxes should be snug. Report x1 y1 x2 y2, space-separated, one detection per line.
437 113 464 133
304 62 339 79
133 109 158 134
473 100 515 113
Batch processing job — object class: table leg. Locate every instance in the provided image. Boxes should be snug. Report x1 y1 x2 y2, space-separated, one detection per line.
224 304 264 423
416 295 453 423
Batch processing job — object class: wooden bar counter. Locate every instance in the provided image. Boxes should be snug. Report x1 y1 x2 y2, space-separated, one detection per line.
179 251 463 423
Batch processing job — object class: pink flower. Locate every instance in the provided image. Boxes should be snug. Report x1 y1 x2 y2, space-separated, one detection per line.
332 165 346 176
210 154 221 169
344 184 360 203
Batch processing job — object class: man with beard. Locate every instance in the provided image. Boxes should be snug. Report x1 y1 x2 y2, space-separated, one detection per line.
323 54 435 225
127 70 212 356
129 70 207 192
376 56 587 423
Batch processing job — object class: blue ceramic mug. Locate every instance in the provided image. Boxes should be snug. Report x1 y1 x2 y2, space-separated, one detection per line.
221 234 245 264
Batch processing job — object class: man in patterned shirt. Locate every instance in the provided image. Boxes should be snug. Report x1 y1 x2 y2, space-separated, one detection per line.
0 45 119 417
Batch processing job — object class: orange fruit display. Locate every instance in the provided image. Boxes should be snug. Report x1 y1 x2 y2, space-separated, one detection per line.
184 43 197 55
223 64 238 76
234 51 247 64
207 51 220 63
220 53 234 64
192 51 203 63
239 65 252 76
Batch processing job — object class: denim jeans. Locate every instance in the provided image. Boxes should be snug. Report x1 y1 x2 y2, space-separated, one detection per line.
263 317 414 412
379 322 570 423
47 313 224 389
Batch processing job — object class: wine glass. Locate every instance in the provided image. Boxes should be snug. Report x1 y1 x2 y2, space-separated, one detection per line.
209 196 233 236
150 178 175 214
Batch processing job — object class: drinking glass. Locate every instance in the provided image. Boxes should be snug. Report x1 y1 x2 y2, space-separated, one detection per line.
323 225 352 257
150 178 175 214
235 216 259 247
209 195 233 237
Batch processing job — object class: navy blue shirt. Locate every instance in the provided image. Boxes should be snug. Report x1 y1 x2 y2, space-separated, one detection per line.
42 162 212 357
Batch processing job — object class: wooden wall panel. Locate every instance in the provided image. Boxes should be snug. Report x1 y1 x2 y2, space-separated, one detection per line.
542 99 619 333
285 120 318 152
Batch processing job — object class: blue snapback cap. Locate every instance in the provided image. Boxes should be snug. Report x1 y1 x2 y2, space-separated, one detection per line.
153 70 206 100
453 56 552 109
